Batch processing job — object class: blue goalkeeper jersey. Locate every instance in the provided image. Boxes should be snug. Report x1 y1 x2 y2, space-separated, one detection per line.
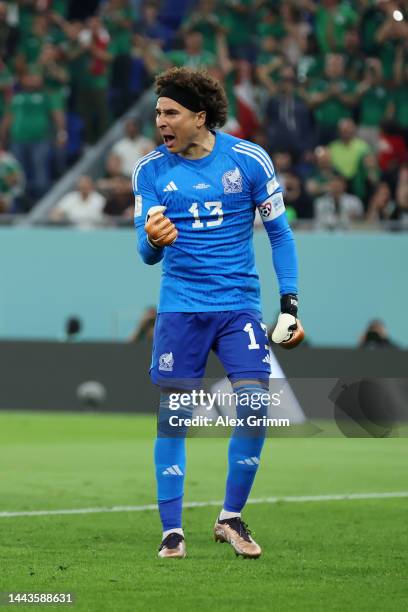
133 131 293 313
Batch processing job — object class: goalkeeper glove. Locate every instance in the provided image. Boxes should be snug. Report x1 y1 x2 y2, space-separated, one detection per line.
271 294 305 349
145 205 178 248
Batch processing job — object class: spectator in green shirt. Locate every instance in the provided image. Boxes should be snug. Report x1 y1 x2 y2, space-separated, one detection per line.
167 30 216 70
329 118 370 184
314 0 358 54
101 0 134 116
37 44 70 176
16 12 64 67
256 4 286 43
37 44 70 109
356 58 393 150
57 19 88 115
343 28 365 81
76 16 113 144
360 0 387 55
218 0 257 61
101 0 133 57
255 36 285 98
17 13 50 65
353 152 381 206
297 33 324 85
305 53 357 145
306 146 337 199
181 0 224 56
392 44 408 137
1 73 66 203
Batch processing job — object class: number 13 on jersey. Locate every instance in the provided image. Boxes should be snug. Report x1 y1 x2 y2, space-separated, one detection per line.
188 201 223 228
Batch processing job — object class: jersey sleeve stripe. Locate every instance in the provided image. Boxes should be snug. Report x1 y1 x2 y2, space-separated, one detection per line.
131 150 160 191
131 149 159 175
132 152 164 192
234 142 275 176
132 151 163 190
238 142 275 175
232 145 272 178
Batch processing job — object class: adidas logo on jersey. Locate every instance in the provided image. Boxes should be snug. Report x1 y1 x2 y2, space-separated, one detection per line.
163 181 178 192
162 465 184 475
237 457 260 466
262 353 272 365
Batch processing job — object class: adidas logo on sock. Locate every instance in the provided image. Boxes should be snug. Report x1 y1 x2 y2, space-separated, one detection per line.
237 457 260 465
162 464 184 475
163 181 178 192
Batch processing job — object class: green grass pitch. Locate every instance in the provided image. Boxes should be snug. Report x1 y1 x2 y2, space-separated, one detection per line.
0 411 407 612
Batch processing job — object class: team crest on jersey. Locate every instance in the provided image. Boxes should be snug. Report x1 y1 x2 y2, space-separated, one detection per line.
222 167 243 194
159 352 174 372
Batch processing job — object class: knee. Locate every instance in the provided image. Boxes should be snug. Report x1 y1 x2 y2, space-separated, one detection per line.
229 379 270 430
157 390 192 438
231 378 269 391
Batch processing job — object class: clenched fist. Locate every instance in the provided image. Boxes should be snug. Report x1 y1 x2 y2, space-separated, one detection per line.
145 205 178 248
271 294 304 350
271 313 304 349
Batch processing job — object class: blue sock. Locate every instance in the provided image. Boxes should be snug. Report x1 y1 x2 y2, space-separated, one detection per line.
223 384 267 513
155 393 189 532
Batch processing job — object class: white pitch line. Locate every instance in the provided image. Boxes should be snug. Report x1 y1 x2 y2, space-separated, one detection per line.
0 491 407 519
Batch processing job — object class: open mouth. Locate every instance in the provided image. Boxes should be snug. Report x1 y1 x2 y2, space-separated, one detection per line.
163 134 176 147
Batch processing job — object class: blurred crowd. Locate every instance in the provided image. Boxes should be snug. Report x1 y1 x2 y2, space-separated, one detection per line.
0 0 407 228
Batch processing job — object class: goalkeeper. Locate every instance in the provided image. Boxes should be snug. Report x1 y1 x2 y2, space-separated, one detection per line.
133 67 304 559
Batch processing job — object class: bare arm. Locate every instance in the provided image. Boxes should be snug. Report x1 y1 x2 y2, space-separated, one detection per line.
52 109 67 147
256 64 279 97
216 31 234 76
375 19 394 44
396 170 408 210
305 89 332 108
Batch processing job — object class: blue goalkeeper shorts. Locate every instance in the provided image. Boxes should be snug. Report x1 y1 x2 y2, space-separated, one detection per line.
150 310 271 387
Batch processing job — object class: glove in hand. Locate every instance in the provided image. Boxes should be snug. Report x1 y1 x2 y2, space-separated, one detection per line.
145 205 178 248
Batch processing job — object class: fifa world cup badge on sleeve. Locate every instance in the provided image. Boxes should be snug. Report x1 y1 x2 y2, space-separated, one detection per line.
134 195 143 217
267 177 279 195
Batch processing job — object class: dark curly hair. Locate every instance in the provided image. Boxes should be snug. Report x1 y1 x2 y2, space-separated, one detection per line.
155 67 228 130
